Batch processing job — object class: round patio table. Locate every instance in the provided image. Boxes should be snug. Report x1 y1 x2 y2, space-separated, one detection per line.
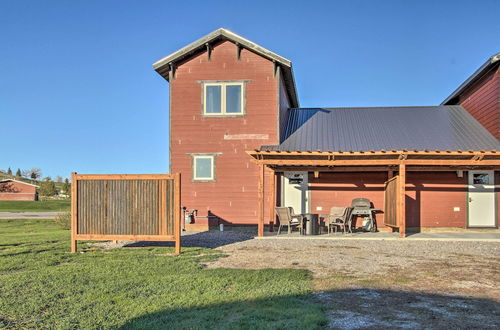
302 213 319 235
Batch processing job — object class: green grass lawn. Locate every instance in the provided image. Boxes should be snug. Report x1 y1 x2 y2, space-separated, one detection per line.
0 199 71 212
0 219 326 329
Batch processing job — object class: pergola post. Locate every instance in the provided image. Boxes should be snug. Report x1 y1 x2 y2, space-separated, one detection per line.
398 163 406 238
258 164 265 237
268 168 276 232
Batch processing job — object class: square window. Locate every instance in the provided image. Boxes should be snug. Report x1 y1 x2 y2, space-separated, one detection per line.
473 173 489 185
203 82 244 116
193 155 215 181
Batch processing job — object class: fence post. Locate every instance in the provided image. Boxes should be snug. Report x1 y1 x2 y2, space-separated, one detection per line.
174 173 182 254
71 172 78 253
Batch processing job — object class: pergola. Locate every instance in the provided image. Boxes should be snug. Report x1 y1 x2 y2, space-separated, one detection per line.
248 149 500 238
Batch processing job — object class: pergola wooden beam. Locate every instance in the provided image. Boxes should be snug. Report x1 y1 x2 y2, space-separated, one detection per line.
271 166 499 172
398 164 406 238
258 164 265 237
248 150 498 157
251 159 500 166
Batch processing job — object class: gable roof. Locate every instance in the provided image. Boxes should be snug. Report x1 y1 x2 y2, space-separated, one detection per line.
0 179 39 188
442 53 500 105
153 28 299 108
265 105 499 152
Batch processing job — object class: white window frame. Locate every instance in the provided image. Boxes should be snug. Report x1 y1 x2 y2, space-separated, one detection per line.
203 82 244 116
192 155 215 182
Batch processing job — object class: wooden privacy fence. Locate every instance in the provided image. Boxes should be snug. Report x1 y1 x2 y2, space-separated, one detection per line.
71 173 181 253
383 176 398 228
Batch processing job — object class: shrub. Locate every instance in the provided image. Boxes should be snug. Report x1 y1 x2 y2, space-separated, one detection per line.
54 212 71 230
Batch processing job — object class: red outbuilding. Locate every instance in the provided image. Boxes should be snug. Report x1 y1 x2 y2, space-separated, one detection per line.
0 179 39 201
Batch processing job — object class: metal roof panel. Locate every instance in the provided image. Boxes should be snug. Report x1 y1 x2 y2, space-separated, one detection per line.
278 106 499 152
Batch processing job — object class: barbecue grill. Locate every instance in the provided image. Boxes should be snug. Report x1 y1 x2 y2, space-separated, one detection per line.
351 198 379 232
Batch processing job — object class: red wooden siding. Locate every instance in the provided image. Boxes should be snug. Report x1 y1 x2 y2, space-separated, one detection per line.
309 172 387 227
310 171 471 229
405 172 467 228
0 180 37 201
170 40 278 225
458 67 500 139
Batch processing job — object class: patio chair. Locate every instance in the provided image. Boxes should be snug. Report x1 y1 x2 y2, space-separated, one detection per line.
326 207 353 234
275 207 304 235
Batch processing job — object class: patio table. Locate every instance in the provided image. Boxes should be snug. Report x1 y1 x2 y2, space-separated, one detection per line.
301 213 319 235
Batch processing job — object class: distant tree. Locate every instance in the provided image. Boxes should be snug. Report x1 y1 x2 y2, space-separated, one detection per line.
55 176 63 183
39 179 56 197
22 169 31 178
7 167 12 176
62 178 71 197
15 168 21 177
30 168 42 181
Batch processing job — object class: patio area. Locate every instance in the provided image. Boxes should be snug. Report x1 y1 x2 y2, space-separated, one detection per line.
261 229 500 241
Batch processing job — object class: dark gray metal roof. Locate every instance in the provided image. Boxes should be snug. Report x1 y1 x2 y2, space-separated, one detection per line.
272 106 499 152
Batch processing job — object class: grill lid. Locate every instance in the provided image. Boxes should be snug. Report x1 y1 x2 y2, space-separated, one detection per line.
351 198 371 208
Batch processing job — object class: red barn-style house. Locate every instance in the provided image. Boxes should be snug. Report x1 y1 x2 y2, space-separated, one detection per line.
153 28 500 236
0 179 38 201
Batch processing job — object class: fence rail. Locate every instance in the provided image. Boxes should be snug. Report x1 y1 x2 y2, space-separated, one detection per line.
71 173 181 253
383 176 398 228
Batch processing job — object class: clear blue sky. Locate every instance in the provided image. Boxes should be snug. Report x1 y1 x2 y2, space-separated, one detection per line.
1 0 499 179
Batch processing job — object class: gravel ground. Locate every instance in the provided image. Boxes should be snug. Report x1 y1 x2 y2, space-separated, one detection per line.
93 230 500 329
200 231 500 329
204 234 500 277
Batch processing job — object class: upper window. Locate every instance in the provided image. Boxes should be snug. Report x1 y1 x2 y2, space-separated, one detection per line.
204 82 244 116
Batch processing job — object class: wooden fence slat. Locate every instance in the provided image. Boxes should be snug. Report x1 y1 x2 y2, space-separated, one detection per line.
383 176 398 228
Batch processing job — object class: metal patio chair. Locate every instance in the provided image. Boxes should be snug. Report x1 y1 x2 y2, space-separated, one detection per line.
326 206 353 234
275 207 304 235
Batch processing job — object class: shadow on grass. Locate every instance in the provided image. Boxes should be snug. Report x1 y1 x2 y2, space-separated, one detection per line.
118 288 500 329
125 230 255 249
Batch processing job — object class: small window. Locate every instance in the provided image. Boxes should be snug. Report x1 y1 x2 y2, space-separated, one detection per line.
473 173 489 185
192 155 215 181
203 82 244 116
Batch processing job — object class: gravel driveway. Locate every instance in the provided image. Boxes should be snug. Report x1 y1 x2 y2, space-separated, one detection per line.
200 232 500 329
98 230 500 329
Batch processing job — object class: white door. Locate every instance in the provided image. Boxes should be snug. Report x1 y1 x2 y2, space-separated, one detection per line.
468 171 496 227
281 171 309 214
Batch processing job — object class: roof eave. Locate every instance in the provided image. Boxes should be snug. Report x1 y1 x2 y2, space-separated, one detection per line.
441 53 500 105
0 179 39 188
152 28 299 107
153 28 292 72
